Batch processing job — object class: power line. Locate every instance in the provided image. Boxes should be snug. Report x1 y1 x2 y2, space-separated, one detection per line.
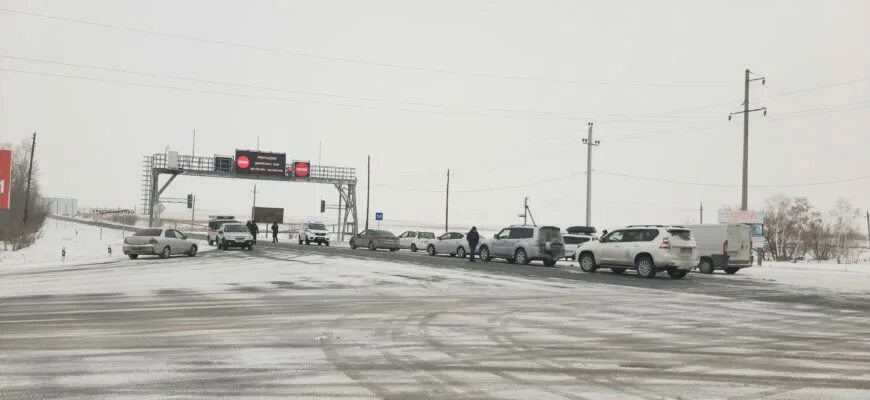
596 170 870 188
0 54 726 121
0 7 729 88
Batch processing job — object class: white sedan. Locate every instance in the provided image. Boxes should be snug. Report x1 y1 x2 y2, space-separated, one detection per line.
123 228 198 259
427 232 473 258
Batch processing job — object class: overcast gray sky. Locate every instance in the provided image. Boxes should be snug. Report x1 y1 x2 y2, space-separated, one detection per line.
1 0 868 230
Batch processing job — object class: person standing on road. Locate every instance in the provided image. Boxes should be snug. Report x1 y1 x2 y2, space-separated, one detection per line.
271 222 279 243
466 226 480 262
249 221 259 244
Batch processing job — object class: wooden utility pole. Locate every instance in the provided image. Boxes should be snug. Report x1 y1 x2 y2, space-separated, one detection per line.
445 169 450 233
700 203 704 224
22 132 36 224
583 122 600 226
729 69 766 211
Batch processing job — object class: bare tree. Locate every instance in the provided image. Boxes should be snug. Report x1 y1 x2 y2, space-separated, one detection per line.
830 198 860 263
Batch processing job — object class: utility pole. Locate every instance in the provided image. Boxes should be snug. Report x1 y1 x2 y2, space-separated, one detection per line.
251 185 257 220
190 195 196 231
445 169 450 233
365 155 370 231
520 197 536 226
866 211 869 248
700 202 704 224
22 132 36 224
729 69 767 211
582 122 600 226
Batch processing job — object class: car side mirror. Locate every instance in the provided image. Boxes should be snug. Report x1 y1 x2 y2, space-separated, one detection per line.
218 231 223 234
493 234 498 239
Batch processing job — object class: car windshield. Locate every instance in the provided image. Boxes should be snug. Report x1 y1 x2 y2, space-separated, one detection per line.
668 229 693 241
308 223 326 230
224 225 249 233
539 227 562 242
133 229 162 237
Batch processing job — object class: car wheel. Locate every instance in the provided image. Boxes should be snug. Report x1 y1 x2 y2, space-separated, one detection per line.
305 239 310 245
411 244 417 252
635 255 657 278
427 245 436 256
611 267 625 274
667 269 688 279
543 258 557 267
724 267 740 274
208 239 214 246
248 245 254 251
699 258 715 274
127 254 138 260
159 246 171 259
479 246 491 261
187 245 197 257
325 242 330 247
456 247 466 258
515 248 529 265
390 248 398 252
349 240 357 249
368 241 376 251
579 253 597 273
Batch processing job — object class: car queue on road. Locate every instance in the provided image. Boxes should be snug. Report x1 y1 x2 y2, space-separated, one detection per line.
127 215 753 280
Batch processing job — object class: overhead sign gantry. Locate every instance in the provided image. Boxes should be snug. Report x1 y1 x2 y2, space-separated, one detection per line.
141 149 359 240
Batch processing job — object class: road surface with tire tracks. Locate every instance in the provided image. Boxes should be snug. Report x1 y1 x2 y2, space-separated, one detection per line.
2 237 868 399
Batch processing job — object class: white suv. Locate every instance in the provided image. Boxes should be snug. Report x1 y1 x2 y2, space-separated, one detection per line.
299 222 330 246
575 225 698 279
398 231 436 252
478 225 564 267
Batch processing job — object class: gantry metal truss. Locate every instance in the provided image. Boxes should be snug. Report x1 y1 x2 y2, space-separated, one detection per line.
141 153 359 240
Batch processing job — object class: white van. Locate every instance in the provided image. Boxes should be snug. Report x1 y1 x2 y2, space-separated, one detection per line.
682 224 752 274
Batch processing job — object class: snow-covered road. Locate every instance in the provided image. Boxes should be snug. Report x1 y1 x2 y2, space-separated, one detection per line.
1 222 869 399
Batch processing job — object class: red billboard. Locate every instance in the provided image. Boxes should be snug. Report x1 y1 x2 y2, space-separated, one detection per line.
0 150 10 210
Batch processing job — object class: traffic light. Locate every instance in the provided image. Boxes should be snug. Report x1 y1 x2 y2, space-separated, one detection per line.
187 194 193 209
320 200 326 213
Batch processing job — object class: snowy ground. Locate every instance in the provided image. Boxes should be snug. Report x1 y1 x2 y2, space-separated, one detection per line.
1 222 869 399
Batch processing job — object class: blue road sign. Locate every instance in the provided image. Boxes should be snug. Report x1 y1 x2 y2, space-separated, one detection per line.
375 212 383 221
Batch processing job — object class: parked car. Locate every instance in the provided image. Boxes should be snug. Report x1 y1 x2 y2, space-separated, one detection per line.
563 226 596 260
427 232 472 257
123 228 198 259
299 222 330 246
216 223 255 250
399 231 436 252
349 229 400 251
682 224 752 274
207 215 238 246
478 225 564 267
575 225 698 279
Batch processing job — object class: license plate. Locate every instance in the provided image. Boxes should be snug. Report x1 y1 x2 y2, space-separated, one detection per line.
236 237 246 240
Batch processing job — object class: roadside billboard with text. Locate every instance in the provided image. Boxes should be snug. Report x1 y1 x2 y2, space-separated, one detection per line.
234 150 286 176
719 209 765 249
0 150 11 210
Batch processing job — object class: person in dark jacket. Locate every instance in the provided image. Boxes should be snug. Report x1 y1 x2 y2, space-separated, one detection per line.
271 222 279 243
466 226 480 262
249 221 259 244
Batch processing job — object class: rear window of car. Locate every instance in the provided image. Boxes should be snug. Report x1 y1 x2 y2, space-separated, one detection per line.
209 220 236 230
538 227 561 242
668 229 693 240
563 236 590 245
224 225 249 233
509 228 534 239
308 223 326 230
134 229 162 237
372 230 395 237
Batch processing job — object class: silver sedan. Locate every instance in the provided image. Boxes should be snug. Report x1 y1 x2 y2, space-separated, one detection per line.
123 228 198 259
